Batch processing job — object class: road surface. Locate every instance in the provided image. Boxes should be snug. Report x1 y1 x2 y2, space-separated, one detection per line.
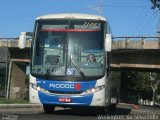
0 103 160 120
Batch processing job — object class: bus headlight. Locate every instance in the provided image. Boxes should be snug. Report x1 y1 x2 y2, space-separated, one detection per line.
82 85 105 95
31 83 49 94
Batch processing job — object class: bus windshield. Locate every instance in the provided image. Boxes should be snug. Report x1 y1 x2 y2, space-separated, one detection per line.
31 19 106 80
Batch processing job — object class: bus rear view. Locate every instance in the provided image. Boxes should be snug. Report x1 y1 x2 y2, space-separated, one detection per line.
27 13 115 113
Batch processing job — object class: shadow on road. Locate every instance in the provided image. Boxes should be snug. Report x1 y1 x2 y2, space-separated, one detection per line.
43 107 131 116
109 107 131 115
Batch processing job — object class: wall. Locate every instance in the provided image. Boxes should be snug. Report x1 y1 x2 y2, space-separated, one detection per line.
9 62 26 100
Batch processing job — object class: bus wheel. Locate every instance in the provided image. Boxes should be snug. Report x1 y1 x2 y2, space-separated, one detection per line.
103 107 109 114
109 104 116 111
96 107 109 114
43 104 55 114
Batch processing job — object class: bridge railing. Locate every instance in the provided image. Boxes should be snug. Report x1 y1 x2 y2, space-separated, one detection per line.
0 38 31 48
112 36 160 49
0 36 160 49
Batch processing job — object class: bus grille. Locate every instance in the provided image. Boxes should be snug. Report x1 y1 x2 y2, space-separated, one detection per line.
48 91 83 95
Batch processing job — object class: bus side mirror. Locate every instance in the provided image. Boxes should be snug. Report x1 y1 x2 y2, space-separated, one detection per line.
105 34 112 52
18 32 32 49
19 32 27 49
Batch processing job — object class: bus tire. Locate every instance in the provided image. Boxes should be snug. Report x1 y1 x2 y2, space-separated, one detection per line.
103 106 109 114
109 104 117 112
43 104 55 114
96 107 109 114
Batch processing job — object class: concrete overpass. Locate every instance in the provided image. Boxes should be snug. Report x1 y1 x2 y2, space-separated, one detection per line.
0 36 160 99
111 37 160 71
1 37 160 70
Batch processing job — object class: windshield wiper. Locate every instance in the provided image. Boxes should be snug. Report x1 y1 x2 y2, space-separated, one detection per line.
44 56 60 79
70 55 86 79
44 68 51 79
44 65 57 79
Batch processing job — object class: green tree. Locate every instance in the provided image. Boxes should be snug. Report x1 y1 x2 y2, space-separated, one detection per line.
121 71 153 103
122 71 160 105
128 72 151 100
149 72 160 105
151 0 160 10
122 71 151 91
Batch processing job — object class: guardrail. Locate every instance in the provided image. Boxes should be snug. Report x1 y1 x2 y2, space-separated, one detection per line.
112 36 160 49
0 37 160 49
0 38 31 48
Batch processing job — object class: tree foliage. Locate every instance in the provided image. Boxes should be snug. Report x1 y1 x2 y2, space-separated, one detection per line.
149 72 160 93
122 71 150 91
121 71 160 101
151 0 160 10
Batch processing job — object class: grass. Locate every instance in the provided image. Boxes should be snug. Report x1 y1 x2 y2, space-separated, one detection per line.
0 98 29 104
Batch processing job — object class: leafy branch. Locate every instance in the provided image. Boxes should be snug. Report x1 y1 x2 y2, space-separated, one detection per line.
151 0 160 10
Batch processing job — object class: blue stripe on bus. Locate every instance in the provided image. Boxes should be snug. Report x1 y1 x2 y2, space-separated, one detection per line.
38 92 93 106
36 79 96 106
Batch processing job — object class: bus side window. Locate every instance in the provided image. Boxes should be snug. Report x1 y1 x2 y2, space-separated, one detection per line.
107 53 110 76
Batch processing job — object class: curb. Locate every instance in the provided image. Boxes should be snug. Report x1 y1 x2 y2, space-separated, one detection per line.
0 104 43 108
117 103 133 108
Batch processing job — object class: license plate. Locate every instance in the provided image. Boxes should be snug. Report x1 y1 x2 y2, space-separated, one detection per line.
59 98 71 103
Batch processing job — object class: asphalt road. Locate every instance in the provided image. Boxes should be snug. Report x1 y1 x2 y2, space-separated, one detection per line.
0 104 160 120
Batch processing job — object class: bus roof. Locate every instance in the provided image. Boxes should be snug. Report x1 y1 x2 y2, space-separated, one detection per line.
36 13 107 21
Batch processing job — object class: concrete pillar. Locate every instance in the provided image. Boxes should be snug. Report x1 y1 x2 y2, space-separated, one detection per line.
9 62 26 100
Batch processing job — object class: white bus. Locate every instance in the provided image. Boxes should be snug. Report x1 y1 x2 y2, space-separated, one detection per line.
20 13 120 113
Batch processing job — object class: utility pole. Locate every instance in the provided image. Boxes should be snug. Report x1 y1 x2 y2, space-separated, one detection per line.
151 0 160 36
156 17 160 36
149 72 160 106
99 0 102 16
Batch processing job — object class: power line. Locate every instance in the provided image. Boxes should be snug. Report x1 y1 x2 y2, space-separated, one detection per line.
0 6 105 19
103 4 149 8
132 10 157 36
0 16 36 19
127 6 150 35
142 13 159 35
0 4 149 20
139 12 158 35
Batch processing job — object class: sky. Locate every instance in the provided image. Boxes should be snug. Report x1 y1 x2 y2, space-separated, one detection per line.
0 0 159 38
